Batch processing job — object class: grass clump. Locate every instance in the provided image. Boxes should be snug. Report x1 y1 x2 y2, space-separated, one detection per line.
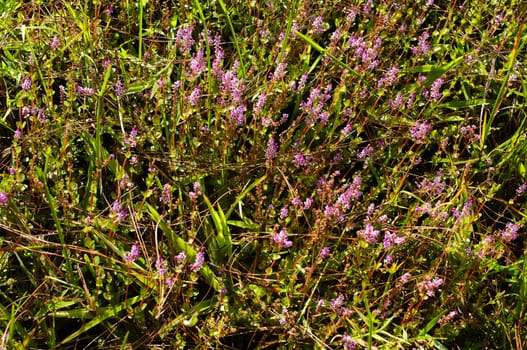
1 1 526 349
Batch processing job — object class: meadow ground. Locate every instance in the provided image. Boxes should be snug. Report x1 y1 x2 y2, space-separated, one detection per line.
0 1 526 349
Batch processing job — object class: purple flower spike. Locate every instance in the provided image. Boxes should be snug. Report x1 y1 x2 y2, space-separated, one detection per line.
124 243 140 263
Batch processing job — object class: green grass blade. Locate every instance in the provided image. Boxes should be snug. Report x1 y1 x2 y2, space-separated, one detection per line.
217 0 246 78
145 203 221 291
57 295 142 346
294 31 370 88
481 23 525 147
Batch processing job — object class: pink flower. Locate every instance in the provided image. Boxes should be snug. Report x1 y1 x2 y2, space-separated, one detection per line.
358 222 379 244
273 228 293 248
124 243 140 263
49 35 60 50
21 77 32 91
190 251 205 272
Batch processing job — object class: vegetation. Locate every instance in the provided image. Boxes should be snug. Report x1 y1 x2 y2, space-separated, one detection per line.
0 0 526 348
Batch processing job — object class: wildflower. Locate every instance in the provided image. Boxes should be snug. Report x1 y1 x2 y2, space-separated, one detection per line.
174 252 186 264
411 31 431 57
500 222 521 242
357 144 374 159
377 65 399 87
273 228 293 248
271 62 287 81
430 78 444 100
112 199 128 221
316 298 324 312
406 92 416 107
219 66 244 103
165 276 175 288
0 192 8 206
291 196 302 207
319 246 331 259
124 126 138 147
410 120 431 143
265 137 278 162
300 86 331 125
341 123 353 137
49 35 59 50
254 93 267 115
187 86 201 105
297 73 308 92
176 25 195 54
331 294 344 308
21 77 32 91
212 35 224 73
279 308 289 326
276 113 287 126
516 182 527 195
494 11 505 27
343 333 357 350
303 197 313 209
362 0 373 14
230 104 246 125
336 176 362 209
189 182 201 199
160 183 171 204
292 151 311 167
417 171 446 195
346 8 357 23
416 276 444 297
124 243 140 263
383 231 398 249
279 206 288 219
311 15 325 34
190 251 205 272
439 310 458 326
76 85 96 96
389 93 405 109
377 214 388 223
324 204 342 220
189 48 206 78
399 272 411 286
119 174 131 189
156 257 168 275
14 129 22 139
358 222 380 244
115 79 125 96
333 152 343 163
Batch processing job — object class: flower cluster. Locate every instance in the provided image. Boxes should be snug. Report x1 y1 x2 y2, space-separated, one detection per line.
416 276 444 297
189 182 201 200
190 251 205 272
499 222 521 242
358 222 380 244
0 192 8 206
124 243 140 263
273 228 293 248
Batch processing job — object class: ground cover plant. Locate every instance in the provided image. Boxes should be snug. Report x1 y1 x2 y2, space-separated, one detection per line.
0 0 526 349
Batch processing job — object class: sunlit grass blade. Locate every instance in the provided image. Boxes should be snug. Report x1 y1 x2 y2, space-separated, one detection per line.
145 203 221 291
481 23 525 148
57 295 142 347
294 31 370 88
217 0 246 78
